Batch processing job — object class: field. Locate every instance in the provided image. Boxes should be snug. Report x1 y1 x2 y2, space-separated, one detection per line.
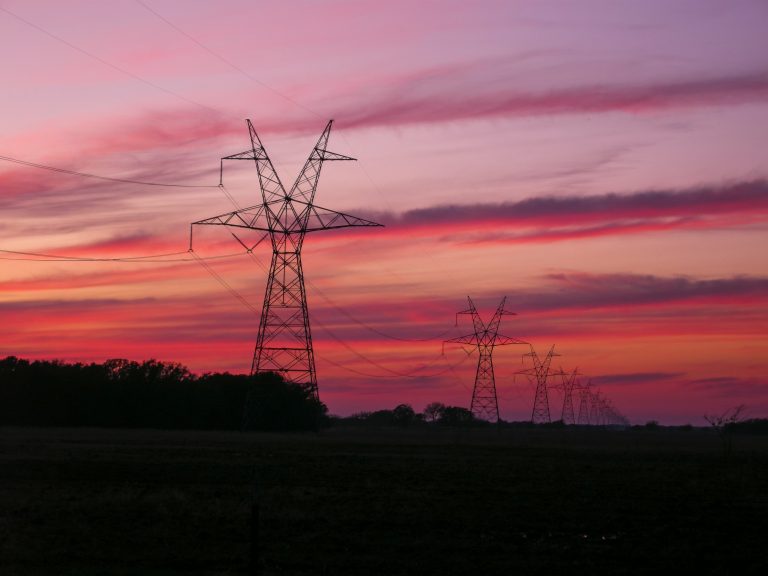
1 426 767 575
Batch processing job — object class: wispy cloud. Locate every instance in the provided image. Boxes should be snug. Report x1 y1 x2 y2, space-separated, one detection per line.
688 376 768 399
520 273 768 312
356 180 768 243
333 65 768 130
592 371 685 386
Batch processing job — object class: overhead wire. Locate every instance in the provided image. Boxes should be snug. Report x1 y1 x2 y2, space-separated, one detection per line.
132 0 321 121
129 0 397 218
308 282 456 343
0 247 244 263
189 249 259 315
0 154 219 189
313 316 474 379
321 348 474 380
2 3 457 380
0 5 220 116
238 248 469 378
240 246 458 345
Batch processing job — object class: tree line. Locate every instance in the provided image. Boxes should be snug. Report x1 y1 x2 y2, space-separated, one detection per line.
0 357 488 431
335 402 486 427
0 356 325 431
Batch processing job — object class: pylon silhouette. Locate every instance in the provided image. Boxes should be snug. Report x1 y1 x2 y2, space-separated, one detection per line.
560 367 579 425
445 296 525 422
589 391 602 425
520 345 559 424
192 120 381 410
577 380 591 425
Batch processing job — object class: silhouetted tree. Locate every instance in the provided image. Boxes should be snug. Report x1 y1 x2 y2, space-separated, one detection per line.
242 374 327 431
365 409 396 426
423 402 446 423
439 406 475 426
392 403 416 426
0 356 325 431
704 405 746 459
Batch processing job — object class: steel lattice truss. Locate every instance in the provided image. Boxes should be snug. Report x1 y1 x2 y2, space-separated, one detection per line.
445 296 525 422
518 345 560 424
589 391 602 425
192 120 381 400
559 367 579 425
576 380 592 425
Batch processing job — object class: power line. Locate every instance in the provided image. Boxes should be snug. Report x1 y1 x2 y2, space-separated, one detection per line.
0 154 219 189
0 5 220 116
245 246 458 345
189 249 259 314
225 249 449 378
0 247 243 263
132 0 320 121
0 5 438 382
321 348 473 380
130 0 397 221
313 316 466 379
308 282 456 342
217 223 467 378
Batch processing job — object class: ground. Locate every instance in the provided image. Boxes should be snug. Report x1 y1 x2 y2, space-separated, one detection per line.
1 426 766 575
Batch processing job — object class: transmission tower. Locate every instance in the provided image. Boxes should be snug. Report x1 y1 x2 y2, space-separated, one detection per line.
589 391 602 425
445 296 525 423
192 120 381 404
520 345 559 424
576 380 591 425
560 367 579 425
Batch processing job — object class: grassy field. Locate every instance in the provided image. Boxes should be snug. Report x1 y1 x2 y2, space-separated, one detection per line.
1 425 766 575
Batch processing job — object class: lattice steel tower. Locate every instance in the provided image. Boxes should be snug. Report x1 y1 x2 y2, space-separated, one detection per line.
192 120 381 398
560 367 579 425
445 296 525 422
522 345 559 424
590 391 602 425
577 380 591 425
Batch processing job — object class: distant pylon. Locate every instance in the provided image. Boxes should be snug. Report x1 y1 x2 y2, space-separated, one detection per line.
192 120 382 409
560 368 579 425
576 380 591 425
589 391 601 425
521 345 559 424
445 297 526 422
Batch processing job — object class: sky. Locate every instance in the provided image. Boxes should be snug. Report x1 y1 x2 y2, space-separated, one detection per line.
1 0 767 424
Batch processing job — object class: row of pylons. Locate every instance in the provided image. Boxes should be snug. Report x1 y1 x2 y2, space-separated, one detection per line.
446 296 629 426
192 120 628 428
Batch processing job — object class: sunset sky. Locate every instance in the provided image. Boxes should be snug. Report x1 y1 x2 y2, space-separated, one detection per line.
1 0 767 424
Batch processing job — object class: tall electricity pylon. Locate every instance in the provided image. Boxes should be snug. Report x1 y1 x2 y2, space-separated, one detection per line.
192 120 381 400
560 367 579 425
520 345 559 424
445 296 525 422
589 391 602 425
576 380 591 425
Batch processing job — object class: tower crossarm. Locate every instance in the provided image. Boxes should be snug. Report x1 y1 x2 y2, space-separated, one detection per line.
563 367 579 390
493 334 528 346
293 201 383 232
455 297 486 338
192 202 275 233
288 120 355 206
219 120 288 211
486 296 515 335
445 333 480 346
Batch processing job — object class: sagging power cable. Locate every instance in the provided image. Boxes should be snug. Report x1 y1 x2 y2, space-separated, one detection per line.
0 154 218 189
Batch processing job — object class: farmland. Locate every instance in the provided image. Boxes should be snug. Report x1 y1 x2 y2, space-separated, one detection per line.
1 425 766 575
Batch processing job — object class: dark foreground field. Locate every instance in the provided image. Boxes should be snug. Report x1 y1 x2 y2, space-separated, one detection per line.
1 426 766 575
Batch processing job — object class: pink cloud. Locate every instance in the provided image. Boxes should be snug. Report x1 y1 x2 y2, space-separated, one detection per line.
301 180 768 246
332 67 768 130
